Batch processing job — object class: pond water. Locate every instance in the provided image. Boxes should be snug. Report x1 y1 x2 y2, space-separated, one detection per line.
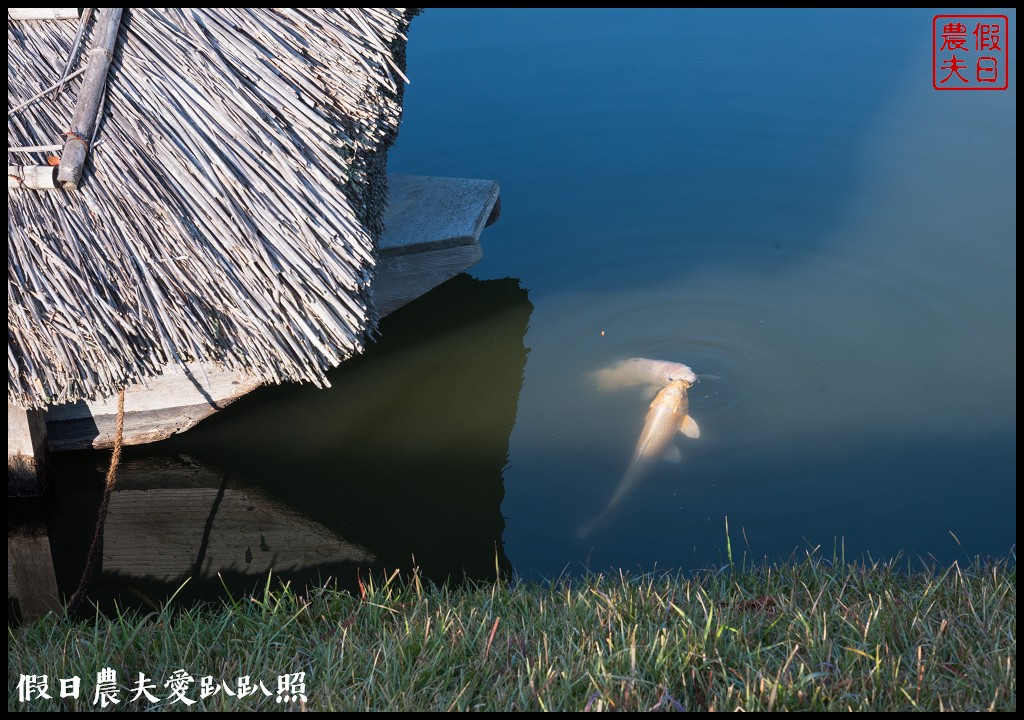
387 8 1016 580
39 9 1015 610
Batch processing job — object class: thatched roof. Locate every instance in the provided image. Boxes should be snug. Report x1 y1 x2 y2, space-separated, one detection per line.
8 8 415 409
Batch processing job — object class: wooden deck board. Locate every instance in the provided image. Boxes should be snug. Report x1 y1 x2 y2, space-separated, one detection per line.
37 174 501 452
44 371 263 452
380 174 500 256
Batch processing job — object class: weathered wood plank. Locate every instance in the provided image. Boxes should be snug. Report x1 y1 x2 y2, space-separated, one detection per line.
373 174 498 315
45 365 264 452
374 243 483 318
381 174 500 255
41 174 501 451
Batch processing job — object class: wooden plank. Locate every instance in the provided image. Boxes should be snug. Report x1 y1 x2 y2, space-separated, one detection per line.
381 174 500 256
8 405 48 496
374 243 483 318
41 174 502 451
45 364 264 452
373 174 499 316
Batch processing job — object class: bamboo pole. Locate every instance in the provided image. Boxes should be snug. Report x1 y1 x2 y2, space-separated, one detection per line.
8 8 79 21
8 165 60 190
57 8 122 190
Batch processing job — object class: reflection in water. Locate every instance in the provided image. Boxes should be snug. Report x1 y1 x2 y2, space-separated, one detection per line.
39 275 532 616
8 498 62 622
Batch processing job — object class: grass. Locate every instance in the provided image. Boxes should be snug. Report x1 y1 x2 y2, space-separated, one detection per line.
8 549 1016 711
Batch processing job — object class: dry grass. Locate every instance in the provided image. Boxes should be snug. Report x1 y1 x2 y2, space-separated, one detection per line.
8 9 414 409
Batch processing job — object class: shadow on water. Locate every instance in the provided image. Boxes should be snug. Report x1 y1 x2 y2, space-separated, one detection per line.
25 274 532 621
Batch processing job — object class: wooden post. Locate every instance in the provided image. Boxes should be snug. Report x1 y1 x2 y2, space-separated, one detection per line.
57 7 122 190
8 405 49 496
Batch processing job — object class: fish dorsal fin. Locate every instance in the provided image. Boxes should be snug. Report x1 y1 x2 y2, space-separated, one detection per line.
680 415 700 439
662 445 682 463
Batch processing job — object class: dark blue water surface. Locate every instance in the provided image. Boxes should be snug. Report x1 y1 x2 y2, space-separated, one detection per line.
387 8 1016 578
44 9 1015 606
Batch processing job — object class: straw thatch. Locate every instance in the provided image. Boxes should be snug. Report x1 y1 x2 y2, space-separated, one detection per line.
8 8 416 410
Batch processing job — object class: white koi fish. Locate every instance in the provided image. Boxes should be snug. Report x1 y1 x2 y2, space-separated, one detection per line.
590 357 697 392
578 378 700 539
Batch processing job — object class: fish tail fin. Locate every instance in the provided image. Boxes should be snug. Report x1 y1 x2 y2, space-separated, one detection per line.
578 463 642 540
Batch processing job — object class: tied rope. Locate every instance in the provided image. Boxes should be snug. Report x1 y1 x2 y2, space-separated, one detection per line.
67 386 125 615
